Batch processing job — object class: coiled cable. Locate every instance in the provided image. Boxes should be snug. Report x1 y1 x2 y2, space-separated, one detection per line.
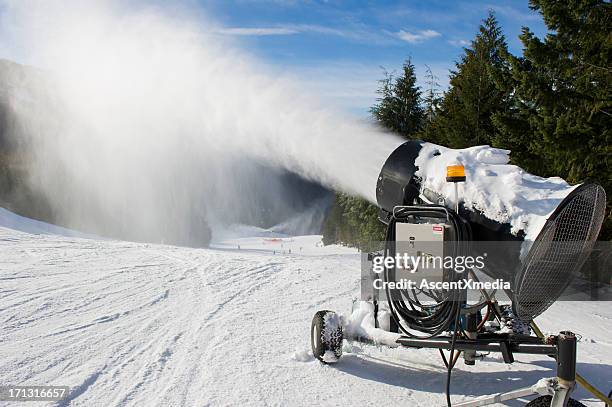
382 205 471 407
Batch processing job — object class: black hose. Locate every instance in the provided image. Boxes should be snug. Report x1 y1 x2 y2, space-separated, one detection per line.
382 205 470 406
383 206 470 338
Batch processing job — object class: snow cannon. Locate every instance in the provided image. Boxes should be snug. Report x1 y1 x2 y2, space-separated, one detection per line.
376 140 606 321
311 140 611 407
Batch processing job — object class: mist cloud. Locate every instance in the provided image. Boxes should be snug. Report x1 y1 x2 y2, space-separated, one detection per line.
0 0 402 244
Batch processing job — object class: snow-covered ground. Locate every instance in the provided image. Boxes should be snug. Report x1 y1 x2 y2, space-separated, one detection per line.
0 213 610 406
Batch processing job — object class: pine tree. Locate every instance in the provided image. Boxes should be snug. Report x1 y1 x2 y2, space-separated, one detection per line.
433 10 513 148
423 64 442 123
493 0 611 239
323 58 424 248
420 65 447 144
322 193 385 250
370 59 425 138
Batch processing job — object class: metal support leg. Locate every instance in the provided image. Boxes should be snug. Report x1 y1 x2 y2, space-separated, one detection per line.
550 331 577 407
531 321 612 405
463 312 477 365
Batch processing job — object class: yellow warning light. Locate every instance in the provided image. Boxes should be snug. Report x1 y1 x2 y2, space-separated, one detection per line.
446 165 466 182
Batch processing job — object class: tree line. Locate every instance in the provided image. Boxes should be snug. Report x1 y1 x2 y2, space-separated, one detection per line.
323 0 611 248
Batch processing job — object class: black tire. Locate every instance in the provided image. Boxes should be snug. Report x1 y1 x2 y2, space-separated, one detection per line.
525 395 586 407
311 310 343 364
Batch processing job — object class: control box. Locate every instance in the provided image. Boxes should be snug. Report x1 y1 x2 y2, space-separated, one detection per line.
395 222 448 275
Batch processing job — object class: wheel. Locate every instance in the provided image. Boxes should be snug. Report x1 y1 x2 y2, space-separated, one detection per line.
311 310 343 364
525 395 586 406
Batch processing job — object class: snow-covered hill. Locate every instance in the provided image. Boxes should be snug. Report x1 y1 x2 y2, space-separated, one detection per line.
0 215 610 406
0 208 96 239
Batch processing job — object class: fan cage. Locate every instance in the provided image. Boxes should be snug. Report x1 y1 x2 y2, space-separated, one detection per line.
513 183 607 321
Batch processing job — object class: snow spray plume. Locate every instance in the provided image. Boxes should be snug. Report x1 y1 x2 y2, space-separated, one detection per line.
0 1 403 244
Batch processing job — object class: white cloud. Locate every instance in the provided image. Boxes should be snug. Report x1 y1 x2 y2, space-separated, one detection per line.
448 39 470 47
396 29 441 44
215 24 393 44
296 24 350 38
283 61 452 116
215 24 379 41
287 63 382 115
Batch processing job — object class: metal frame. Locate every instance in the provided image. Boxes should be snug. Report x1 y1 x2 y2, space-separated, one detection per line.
450 377 573 407
348 327 578 406
396 335 556 358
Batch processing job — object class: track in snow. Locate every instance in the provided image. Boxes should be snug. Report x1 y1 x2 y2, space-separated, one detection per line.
0 227 610 406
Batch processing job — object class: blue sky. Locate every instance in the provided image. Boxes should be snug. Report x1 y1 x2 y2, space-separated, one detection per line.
198 0 547 115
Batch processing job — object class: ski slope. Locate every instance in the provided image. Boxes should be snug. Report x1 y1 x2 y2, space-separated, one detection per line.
0 216 610 406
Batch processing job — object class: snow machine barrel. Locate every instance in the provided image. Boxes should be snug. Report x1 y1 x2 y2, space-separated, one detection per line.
375 141 607 320
377 140 530 241
375 140 423 218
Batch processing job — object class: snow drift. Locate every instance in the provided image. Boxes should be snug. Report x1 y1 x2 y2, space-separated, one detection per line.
0 207 94 238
